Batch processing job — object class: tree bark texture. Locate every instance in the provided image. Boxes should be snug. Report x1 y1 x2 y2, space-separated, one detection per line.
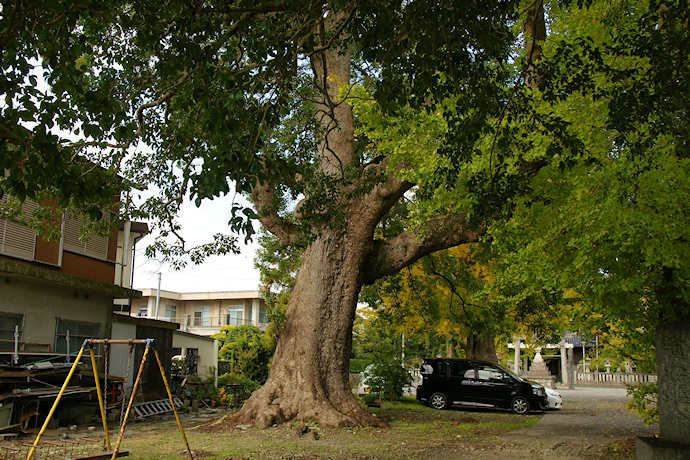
233 231 384 428
524 0 546 88
462 334 498 362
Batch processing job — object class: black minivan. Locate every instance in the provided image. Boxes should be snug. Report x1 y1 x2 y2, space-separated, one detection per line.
416 358 548 414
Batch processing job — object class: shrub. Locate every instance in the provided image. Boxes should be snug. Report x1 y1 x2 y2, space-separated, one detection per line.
184 374 220 403
217 324 275 383
627 383 658 426
364 363 411 400
349 358 369 373
218 372 262 402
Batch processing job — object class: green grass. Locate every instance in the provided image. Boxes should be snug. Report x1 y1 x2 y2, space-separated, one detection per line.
46 399 610 459
7 397 639 459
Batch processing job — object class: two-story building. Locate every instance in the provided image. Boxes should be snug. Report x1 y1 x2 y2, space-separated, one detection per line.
135 289 267 336
0 195 147 364
0 193 223 428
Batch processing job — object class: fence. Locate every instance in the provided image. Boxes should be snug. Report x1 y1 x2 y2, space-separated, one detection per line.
351 369 657 394
574 371 657 386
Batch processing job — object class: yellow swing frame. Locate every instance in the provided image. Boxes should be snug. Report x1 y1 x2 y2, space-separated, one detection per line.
26 339 193 460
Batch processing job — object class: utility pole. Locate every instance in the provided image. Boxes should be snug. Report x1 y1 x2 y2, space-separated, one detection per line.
154 272 161 320
401 333 405 364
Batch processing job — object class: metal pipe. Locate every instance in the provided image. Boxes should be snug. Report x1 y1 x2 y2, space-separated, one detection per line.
65 330 70 363
89 346 112 451
120 220 131 288
128 232 145 313
153 349 193 459
85 339 151 345
26 344 86 460
13 325 19 365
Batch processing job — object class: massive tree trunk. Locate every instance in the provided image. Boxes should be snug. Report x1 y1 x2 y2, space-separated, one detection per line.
234 26 391 427
233 232 382 428
462 334 498 362
232 15 484 429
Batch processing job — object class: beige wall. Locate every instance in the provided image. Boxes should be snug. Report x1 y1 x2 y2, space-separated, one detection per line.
110 322 138 387
173 332 218 380
1 276 112 348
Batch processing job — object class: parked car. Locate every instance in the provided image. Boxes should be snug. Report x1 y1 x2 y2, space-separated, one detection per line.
545 387 562 409
416 358 549 414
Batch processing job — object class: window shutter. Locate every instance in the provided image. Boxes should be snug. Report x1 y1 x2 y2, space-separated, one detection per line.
0 195 37 260
63 212 109 260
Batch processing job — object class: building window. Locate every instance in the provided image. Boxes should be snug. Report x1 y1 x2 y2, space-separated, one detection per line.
226 305 243 326
259 309 266 324
194 306 210 326
0 312 24 352
165 305 177 321
55 319 101 354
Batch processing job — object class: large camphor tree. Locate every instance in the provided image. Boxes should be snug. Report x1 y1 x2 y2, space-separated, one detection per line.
2 0 532 428
6 0 684 429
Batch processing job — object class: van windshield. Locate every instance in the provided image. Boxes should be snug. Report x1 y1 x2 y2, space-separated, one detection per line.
500 365 526 382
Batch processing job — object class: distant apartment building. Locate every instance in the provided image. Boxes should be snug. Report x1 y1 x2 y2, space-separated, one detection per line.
135 289 267 336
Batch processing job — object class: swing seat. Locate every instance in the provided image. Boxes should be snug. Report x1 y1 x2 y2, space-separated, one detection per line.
74 450 129 459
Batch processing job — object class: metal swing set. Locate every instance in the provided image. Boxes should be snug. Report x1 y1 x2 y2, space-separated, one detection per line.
25 339 193 460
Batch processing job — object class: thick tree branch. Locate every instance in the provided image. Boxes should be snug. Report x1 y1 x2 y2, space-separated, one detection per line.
362 213 484 284
251 180 301 247
369 157 414 199
523 0 546 88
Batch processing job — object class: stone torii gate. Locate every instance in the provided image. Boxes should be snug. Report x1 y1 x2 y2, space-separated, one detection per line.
510 337 573 387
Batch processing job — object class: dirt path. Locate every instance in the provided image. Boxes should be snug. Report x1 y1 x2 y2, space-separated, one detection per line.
492 387 659 459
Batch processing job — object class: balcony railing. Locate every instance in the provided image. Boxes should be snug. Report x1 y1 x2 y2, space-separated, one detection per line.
135 314 267 331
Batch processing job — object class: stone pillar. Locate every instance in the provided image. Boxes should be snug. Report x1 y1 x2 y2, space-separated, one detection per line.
637 320 690 459
567 347 575 389
560 341 568 387
514 338 521 375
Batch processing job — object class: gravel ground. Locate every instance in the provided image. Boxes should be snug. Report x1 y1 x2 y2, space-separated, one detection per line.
494 386 659 459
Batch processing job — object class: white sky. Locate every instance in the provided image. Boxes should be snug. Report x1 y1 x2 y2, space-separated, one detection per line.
131 194 262 293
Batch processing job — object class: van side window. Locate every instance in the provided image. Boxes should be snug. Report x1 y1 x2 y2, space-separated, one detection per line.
451 361 473 378
421 360 446 375
476 365 504 381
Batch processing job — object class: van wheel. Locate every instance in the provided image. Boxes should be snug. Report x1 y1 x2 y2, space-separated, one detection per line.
429 392 448 410
510 396 530 414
